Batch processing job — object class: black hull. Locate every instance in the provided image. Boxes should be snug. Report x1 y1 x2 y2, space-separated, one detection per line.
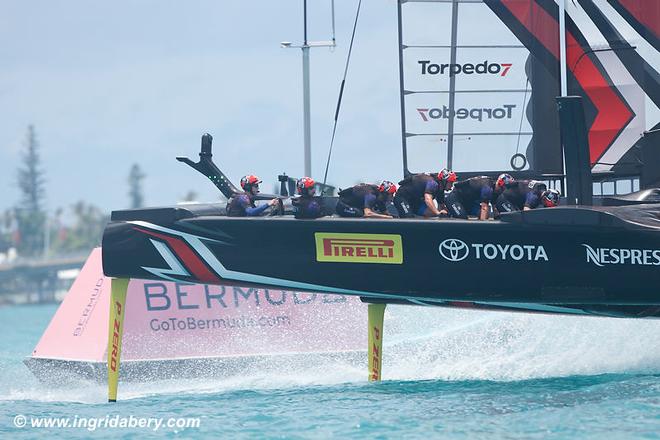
102 203 660 317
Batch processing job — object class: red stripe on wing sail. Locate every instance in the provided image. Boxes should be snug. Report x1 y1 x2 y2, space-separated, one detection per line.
500 0 633 165
617 0 660 40
565 32 633 163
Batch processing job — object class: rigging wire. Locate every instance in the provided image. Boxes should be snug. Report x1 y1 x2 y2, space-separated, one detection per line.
514 78 530 159
321 0 362 191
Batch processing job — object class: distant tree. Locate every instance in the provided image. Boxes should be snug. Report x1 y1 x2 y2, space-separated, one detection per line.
52 201 109 255
128 164 145 209
15 125 46 257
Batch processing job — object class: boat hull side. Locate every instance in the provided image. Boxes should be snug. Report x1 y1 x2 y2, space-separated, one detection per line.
102 216 660 306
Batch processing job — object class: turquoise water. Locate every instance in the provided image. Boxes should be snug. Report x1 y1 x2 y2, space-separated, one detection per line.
1 304 660 439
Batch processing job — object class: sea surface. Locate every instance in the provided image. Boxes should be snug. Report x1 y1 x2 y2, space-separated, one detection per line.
1 303 660 439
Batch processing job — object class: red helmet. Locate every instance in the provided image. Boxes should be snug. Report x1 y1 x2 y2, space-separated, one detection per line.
240 175 262 192
496 173 515 188
542 189 560 207
438 169 457 184
296 176 316 195
378 180 397 195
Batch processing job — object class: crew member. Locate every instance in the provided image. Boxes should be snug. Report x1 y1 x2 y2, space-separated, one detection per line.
394 169 457 218
226 175 279 217
491 173 515 207
335 181 397 218
291 177 325 219
445 175 495 220
494 179 552 216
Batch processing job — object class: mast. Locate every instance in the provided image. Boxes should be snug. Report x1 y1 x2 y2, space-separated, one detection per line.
558 0 573 203
281 1 336 178
302 0 312 177
558 0 568 97
446 0 459 170
396 0 409 176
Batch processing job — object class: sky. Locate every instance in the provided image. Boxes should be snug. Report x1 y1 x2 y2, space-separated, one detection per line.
2 1 657 215
0 1 403 214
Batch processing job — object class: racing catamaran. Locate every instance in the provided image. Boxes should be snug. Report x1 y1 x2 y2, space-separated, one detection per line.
101 0 660 400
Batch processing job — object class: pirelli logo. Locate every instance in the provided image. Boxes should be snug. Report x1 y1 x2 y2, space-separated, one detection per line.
315 233 403 264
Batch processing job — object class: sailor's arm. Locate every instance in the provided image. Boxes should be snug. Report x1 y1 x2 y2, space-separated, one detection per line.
479 202 490 220
245 198 278 216
245 204 269 216
363 208 393 219
479 186 494 220
424 193 441 216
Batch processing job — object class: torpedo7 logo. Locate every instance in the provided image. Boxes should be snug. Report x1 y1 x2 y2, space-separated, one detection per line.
419 60 512 77
417 104 516 122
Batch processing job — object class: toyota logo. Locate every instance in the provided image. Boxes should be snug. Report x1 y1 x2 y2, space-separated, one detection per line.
439 239 469 262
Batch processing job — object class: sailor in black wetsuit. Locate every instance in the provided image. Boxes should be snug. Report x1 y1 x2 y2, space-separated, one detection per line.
336 181 397 219
226 175 279 217
494 179 549 216
491 173 516 217
291 177 325 219
394 169 457 218
445 176 495 220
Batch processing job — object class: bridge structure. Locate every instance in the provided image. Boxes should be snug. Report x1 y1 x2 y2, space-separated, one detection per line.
0 254 88 304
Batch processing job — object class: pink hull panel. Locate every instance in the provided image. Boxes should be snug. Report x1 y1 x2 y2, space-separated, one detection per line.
31 248 367 362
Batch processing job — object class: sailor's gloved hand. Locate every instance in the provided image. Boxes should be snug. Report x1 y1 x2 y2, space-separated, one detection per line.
267 198 285 216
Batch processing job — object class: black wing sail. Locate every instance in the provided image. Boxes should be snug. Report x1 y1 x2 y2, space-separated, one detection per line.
397 0 659 183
